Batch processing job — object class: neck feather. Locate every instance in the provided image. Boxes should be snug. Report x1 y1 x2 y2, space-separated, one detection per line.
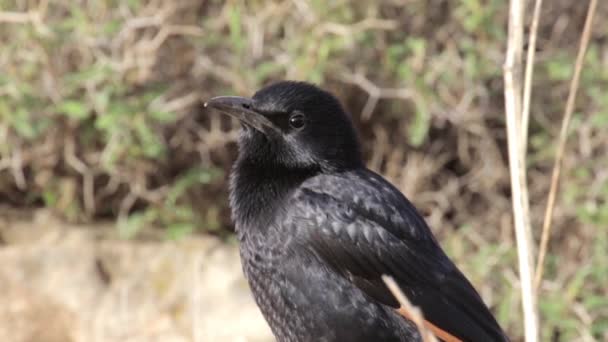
229 155 318 232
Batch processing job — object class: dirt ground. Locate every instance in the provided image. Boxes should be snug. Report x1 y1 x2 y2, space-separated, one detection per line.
0 209 273 342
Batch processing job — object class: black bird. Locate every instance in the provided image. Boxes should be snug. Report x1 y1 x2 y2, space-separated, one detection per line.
205 81 508 342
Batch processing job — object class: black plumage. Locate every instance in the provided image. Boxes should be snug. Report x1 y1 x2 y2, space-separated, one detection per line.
205 81 509 342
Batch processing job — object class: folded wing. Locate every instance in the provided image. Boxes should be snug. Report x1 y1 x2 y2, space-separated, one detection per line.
287 181 508 342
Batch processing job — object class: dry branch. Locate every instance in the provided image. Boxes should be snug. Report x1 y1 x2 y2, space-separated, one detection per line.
503 0 539 341
534 0 599 291
382 275 438 342
521 0 545 153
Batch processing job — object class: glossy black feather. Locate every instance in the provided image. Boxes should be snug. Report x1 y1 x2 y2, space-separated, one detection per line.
287 170 509 341
213 81 509 342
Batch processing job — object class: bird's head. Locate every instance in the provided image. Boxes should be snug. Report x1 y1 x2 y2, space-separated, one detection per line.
205 81 363 172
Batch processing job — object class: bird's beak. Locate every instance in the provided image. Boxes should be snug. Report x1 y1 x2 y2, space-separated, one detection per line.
204 96 280 136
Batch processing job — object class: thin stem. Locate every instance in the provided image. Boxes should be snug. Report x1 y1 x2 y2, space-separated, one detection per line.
382 275 438 342
504 0 539 341
519 0 545 269
534 0 598 291
521 0 544 153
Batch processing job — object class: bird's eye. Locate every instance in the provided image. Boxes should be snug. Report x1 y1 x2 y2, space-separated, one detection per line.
288 113 306 130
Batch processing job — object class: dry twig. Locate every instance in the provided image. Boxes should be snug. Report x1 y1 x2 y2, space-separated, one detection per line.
521 0 545 153
519 0 544 266
503 0 539 341
382 275 438 342
534 0 598 291
340 72 420 120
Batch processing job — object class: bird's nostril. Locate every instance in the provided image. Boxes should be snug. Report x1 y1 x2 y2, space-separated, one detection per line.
242 103 251 109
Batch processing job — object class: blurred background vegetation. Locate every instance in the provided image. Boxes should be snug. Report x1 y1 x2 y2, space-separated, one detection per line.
0 0 607 340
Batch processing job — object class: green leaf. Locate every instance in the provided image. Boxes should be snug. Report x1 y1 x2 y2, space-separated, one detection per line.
165 168 220 207
117 210 157 239
228 5 244 54
165 223 195 240
58 100 89 119
12 108 37 139
408 102 431 146
42 189 58 206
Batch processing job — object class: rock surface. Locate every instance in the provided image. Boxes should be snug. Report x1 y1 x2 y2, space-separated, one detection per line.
0 210 274 342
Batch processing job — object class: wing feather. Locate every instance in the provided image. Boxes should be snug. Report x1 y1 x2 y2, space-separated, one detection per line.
287 176 508 342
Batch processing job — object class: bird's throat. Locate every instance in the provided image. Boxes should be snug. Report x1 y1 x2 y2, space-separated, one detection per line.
229 157 317 234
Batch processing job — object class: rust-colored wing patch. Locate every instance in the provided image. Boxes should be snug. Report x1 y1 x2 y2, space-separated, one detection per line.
397 307 463 342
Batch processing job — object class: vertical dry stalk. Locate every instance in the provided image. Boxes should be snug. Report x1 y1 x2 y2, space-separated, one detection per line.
382 275 438 342
521 0 544 152
519 0 545 243
504 1 539 341
534 0 598 291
